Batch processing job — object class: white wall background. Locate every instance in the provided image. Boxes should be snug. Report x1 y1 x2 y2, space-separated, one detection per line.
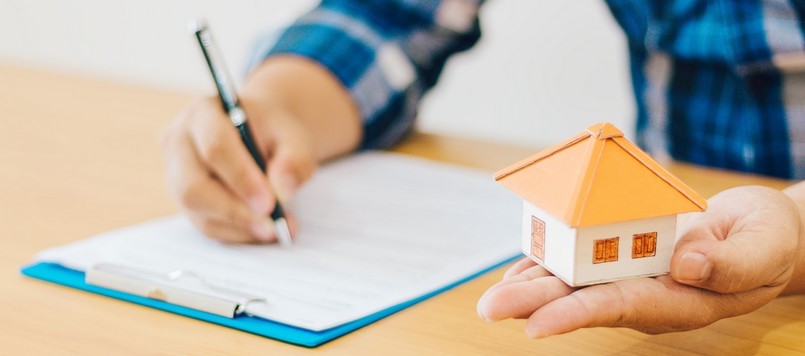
0 0 635 148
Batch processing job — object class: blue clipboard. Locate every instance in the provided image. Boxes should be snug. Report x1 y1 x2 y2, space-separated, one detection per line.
21 256 518 347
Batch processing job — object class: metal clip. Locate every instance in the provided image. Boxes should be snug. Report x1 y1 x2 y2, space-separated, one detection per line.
86 263 265 318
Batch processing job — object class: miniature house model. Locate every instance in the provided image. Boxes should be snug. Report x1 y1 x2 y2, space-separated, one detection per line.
494 123 707 286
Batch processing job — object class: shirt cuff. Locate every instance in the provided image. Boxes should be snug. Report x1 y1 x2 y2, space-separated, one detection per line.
253 17 418 149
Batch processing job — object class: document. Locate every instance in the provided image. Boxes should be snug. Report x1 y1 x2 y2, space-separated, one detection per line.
35 152 521 331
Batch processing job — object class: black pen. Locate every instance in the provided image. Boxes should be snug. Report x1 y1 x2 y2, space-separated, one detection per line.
189 19 293 246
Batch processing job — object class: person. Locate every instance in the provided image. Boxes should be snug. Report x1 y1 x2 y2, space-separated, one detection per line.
160 0 805 338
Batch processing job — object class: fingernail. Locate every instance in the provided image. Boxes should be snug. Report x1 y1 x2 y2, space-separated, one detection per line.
526 327 549 339
252 220 275 242
476 304 492 322
676 252 710 281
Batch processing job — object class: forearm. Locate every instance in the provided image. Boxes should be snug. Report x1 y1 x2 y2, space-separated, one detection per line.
782 181 805 295
243 1 484 151
242 56 362 162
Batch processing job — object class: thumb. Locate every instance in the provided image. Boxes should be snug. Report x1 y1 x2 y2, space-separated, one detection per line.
670 187 799 294
670 228 786 294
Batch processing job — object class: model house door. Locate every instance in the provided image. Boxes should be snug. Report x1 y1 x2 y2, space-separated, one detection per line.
531 216 545 261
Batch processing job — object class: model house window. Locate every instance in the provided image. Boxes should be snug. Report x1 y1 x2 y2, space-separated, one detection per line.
531 216 545 261
593 237 618 264
632 232 657 259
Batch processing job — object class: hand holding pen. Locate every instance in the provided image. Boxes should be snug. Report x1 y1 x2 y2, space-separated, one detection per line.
189 20 294 246
160 19 362 245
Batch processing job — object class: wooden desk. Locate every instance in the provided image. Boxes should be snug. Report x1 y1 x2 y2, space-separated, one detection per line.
1 64 803 355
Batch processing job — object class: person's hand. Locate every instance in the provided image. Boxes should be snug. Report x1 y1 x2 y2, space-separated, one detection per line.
160 95 317 243
477 185 803 337
160 57 361 243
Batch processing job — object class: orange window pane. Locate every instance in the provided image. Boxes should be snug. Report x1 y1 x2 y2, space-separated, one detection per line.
632 235 644 258
593 240 606 264
605 237 619 262
644 232 657 256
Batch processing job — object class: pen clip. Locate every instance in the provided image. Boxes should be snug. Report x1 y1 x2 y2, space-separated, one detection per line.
189 18 240 111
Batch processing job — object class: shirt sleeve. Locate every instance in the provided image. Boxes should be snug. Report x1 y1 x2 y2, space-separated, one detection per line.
249 0 484 149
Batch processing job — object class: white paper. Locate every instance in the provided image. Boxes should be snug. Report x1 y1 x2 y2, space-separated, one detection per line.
36 152 521 331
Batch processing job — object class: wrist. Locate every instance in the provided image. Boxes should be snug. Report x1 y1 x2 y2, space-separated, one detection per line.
242 56 362 161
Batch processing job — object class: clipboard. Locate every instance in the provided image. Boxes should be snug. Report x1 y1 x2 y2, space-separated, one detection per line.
20 152 524 347
21 256 518 347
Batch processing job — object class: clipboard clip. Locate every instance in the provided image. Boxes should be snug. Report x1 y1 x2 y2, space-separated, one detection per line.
85 263 266 318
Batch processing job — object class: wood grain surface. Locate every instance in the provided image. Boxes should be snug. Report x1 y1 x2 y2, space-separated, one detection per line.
1 63 802 355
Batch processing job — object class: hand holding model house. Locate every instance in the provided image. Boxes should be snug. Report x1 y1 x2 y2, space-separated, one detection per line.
478 123 803 337
495 122 707 286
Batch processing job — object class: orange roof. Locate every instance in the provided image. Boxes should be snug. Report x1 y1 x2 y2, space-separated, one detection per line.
494 123 707 227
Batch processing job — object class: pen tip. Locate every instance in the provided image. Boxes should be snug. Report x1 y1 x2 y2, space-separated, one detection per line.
274 218 293 247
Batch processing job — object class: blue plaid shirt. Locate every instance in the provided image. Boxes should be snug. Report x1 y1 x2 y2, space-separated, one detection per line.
255 0 805 179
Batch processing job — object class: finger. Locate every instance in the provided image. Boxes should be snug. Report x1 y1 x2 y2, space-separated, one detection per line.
193 205 276 243
671 187 799 293
477 265 568 321
187 214 268 244
523 277 708 337
188 100 273 215
524 275 779 338
167 132 275 243
503 258 538 279
486 264 552 294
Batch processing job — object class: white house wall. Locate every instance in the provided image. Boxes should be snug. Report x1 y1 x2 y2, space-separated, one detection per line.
522 202 576 283
574 215 676 285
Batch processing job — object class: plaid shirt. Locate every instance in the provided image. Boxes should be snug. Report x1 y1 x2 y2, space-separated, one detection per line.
255 0 805 179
